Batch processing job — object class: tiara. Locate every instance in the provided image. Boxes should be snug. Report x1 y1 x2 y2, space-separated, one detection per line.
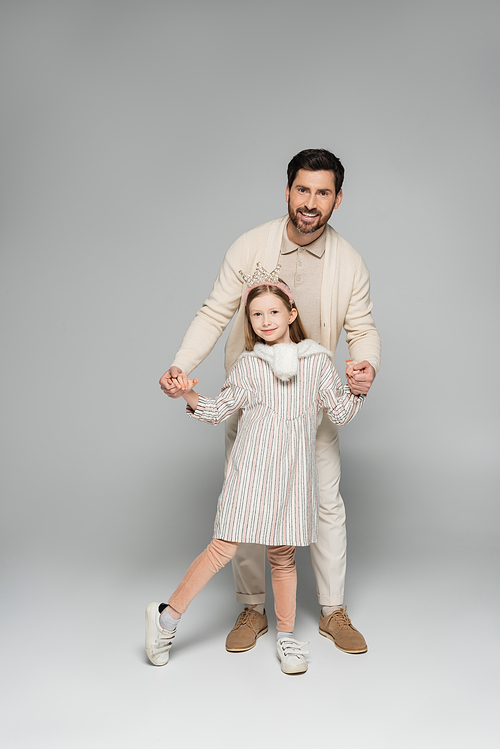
239 263 294 305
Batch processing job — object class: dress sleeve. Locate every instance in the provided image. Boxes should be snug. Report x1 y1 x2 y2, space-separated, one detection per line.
186 363 249 425
317 356 364 426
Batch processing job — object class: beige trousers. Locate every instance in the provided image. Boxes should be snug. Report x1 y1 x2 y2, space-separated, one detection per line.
225 412 346 607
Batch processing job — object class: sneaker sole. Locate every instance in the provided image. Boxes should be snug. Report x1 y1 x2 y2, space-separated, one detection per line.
225 626 268 652
318 627 368 654
276 653 308 675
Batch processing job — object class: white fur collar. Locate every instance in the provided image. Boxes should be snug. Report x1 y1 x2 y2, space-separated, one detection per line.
240 339 332 381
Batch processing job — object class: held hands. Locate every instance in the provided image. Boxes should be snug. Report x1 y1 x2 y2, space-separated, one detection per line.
159 366 199 409
159 366 195 398
345 359 376 395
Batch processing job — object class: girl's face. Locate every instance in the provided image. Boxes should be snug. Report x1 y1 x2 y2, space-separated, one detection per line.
248 292 297 346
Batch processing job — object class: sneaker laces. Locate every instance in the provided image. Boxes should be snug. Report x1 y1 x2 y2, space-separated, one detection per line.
278 638 310 658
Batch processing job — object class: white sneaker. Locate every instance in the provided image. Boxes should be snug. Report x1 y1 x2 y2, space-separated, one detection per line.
145 602 176 666
276 637 309 675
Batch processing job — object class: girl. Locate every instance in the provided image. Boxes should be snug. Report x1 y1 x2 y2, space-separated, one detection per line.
146 265 364 675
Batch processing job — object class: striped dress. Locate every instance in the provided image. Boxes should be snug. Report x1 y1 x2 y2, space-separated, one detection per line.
188 340 364 546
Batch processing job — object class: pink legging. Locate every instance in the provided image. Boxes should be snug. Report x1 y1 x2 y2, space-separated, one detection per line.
169 539 297 632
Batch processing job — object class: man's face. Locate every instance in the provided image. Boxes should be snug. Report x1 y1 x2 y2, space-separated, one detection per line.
286 169 342 236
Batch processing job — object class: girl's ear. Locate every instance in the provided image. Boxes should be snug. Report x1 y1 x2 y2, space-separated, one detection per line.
289 308 298 324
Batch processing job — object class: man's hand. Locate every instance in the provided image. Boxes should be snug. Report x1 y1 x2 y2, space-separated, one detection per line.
159 366 187 398
345 359 376 395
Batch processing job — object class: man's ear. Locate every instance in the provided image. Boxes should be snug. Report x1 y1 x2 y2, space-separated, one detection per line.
285 184 290 203
334 189 343 210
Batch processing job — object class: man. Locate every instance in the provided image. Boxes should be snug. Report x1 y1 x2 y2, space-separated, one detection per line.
160 149 381 655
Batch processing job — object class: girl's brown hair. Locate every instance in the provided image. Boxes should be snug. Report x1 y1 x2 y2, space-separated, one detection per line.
244 282 308 350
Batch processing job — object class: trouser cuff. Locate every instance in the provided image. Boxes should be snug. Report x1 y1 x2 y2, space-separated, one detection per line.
236 593 266 605
318 595 344 606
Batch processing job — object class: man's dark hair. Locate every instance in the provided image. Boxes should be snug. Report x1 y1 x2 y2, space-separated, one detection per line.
287 149 345 196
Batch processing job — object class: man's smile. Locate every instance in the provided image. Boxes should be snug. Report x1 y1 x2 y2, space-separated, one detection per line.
297 209 321 223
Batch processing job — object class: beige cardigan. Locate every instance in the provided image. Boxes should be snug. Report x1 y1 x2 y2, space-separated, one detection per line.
172 216 381 376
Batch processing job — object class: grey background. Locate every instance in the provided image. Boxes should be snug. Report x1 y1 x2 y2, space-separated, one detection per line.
1 0 499 747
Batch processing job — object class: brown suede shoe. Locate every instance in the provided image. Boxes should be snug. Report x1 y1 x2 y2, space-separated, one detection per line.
225 606 268 652
319 607 368 654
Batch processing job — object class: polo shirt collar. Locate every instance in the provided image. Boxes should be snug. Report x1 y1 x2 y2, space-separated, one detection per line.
281 220 327 257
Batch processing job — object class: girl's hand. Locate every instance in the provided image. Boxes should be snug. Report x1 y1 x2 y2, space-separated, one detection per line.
171 373 198 392
345 358 357 378
182 377 199 393
179 376 200 411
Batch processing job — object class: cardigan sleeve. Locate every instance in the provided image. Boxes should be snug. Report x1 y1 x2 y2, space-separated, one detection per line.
317 356 364 426
171 232 248 375
343 254 381 373
186 363 249 425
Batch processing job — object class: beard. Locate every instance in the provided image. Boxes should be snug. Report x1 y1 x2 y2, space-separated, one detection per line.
288 205 328 235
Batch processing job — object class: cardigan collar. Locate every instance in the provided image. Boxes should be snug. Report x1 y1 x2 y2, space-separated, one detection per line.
240 339 332 381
